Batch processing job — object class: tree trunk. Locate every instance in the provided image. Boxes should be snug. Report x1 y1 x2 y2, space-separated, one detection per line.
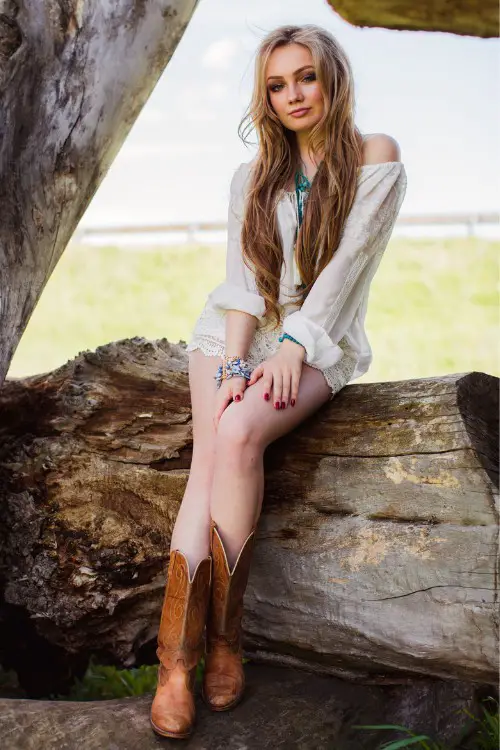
0 338 497 695
0 0 200 385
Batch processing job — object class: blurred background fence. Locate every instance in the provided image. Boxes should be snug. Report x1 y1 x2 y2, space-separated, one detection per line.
75 212 500 246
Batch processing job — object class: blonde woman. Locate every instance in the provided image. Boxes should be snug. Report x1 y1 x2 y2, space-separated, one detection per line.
150 23 407 739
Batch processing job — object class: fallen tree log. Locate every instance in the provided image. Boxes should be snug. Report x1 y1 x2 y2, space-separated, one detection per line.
0 664 486 750
0 0 199 385
328 0 499 37
0 338 498 696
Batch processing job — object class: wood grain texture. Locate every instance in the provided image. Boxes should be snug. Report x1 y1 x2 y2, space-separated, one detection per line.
0 338 498 694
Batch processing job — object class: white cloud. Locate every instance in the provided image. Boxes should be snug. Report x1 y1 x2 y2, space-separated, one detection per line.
119 144 172 159
201 38 238 70
137 107 170 125
185 110 218 123
205 82 229 100
118 141 227 161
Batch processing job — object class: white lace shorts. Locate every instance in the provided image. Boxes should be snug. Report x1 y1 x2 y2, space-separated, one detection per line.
185 304 357 400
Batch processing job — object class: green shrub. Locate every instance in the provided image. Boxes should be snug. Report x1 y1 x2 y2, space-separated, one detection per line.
57 657 205 701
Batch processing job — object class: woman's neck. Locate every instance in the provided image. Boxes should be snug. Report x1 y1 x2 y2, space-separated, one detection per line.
295 133 324 181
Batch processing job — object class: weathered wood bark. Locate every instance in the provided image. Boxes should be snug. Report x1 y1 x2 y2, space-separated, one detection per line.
0 338 498 695
0 0 200 385
0 664 488 750
328 0 499 37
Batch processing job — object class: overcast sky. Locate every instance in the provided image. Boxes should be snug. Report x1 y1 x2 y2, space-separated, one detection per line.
79 0 499 229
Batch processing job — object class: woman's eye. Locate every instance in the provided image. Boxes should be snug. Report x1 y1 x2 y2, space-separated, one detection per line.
269 73 316 93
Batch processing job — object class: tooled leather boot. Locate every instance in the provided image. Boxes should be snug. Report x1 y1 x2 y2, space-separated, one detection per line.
202 519 256 711
150 549 211 739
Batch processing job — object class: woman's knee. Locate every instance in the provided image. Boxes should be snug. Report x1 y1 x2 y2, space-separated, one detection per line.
215 406 263 454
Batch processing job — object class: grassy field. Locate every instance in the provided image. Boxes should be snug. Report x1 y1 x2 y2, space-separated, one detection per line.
7 236 499 383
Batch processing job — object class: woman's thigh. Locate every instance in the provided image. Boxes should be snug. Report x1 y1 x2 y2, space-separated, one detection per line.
216 363 332 449
188 348 221 458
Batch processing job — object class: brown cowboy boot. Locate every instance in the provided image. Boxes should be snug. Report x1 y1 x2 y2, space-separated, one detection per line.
202 519 256 711
150 549 211 739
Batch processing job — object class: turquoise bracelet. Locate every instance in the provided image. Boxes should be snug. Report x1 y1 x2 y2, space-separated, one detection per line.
278 332 304 348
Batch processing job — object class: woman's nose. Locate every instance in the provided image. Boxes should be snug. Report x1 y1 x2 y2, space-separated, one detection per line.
288 85 303 103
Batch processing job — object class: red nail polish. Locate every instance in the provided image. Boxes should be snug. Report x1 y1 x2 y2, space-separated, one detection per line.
235 395 241 401
275 401 280 409
264 393 270 401
291 399 296 407
281 401 285 409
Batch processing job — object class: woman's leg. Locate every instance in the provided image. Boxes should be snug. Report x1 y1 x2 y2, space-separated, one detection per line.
169 348 221 571
151 347 221 738
210 363 333 565
203 363 335 712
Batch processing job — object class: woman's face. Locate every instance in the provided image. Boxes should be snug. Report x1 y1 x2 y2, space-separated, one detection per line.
266 43 324 134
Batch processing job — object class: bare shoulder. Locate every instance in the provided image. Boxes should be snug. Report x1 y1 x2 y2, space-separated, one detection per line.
361 133 401 165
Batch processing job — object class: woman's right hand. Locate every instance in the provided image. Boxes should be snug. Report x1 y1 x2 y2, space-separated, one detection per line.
213 375 248 431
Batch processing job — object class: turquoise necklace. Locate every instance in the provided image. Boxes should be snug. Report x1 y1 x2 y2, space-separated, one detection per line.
293 166 311 290
294 167 311 227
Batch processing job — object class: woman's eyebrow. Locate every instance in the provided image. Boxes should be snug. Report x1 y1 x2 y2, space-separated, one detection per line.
267 65 314 81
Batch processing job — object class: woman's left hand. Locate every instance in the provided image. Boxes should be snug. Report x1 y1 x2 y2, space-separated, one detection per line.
246 339 305 409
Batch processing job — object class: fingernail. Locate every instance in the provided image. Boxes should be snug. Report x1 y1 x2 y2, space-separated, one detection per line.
235 395 241 401
264 393 270 401
275 401 280 409
281 401 285 409
291 399 295 407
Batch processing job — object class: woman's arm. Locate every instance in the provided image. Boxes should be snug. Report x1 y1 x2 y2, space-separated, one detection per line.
207 162 266 359
210 164 265 421
225 309 258 360
282 141 407 369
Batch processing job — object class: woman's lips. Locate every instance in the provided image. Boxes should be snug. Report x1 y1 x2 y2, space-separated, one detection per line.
289 108 311 117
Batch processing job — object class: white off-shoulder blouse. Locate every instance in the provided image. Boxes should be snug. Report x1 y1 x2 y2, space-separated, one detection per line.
186 158 407 387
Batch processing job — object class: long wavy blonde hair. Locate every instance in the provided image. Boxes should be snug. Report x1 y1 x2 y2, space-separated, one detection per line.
238 24 364 332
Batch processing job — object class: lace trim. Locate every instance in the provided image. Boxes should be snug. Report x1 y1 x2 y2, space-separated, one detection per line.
186 335 225 359
185 305 357 399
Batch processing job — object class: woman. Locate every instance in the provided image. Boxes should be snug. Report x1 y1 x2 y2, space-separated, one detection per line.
150 23 407 739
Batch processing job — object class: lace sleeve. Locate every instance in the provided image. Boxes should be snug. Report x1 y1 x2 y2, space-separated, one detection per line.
207 162 266 320
282 162 407 369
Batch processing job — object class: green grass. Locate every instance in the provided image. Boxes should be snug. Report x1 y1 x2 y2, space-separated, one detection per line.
7 237 499 382
353 695 499 749
57 660 162 701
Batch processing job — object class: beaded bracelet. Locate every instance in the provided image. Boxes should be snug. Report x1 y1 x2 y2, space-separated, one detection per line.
278 332 304 348
215 355 253 389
